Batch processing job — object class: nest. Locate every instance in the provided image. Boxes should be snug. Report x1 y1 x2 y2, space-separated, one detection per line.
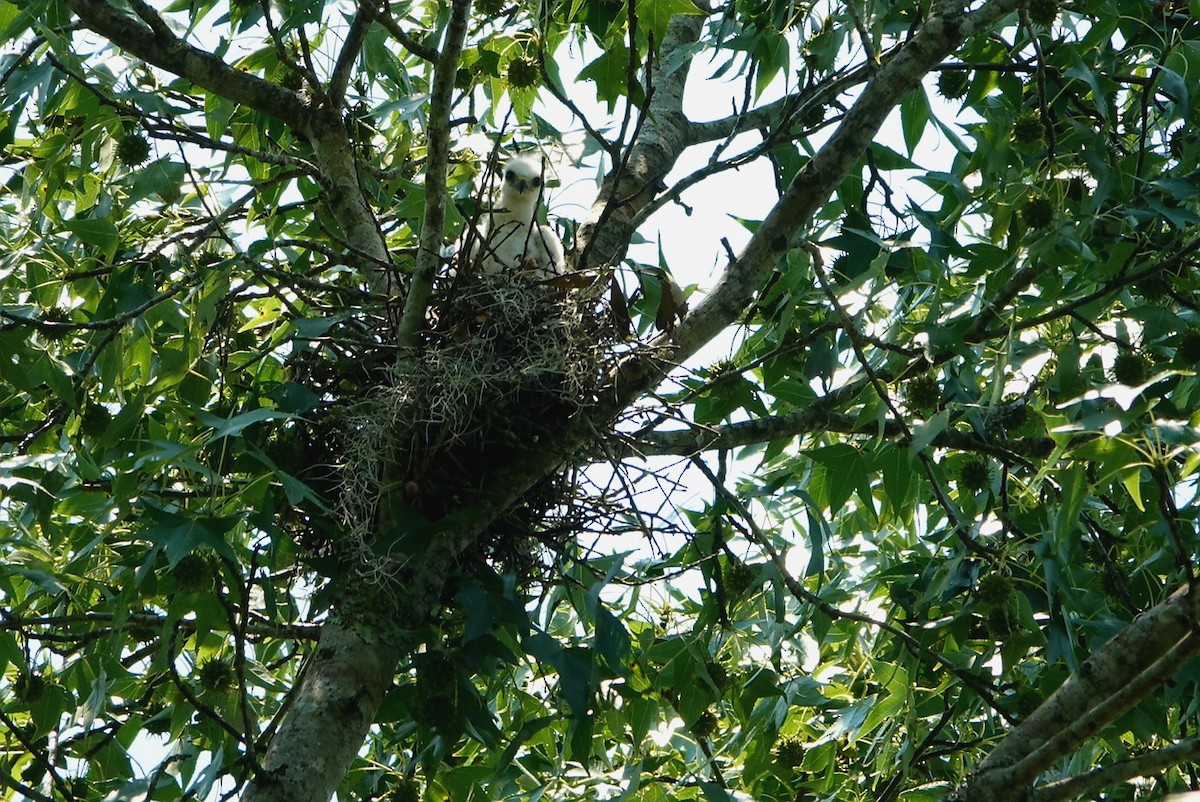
333 271 617 590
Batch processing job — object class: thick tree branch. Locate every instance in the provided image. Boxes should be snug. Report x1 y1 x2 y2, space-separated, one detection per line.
574 12 706 271
396 0 471 348
64 0 306 128
605 0 1024 410
242 620 400 802
959 584 1200 801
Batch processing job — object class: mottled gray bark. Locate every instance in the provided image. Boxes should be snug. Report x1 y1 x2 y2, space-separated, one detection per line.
957 586 1200 802
244 622 400 802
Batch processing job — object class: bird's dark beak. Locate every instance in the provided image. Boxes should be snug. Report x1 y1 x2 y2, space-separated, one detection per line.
515 179 529 192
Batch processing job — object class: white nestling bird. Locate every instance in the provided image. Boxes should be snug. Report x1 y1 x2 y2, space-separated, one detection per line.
473 155 566 279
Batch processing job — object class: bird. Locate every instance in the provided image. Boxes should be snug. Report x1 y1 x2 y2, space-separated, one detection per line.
471 155 566 279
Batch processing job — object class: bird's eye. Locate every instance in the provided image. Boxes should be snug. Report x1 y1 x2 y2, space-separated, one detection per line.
531 177 541 187
505 169 515 180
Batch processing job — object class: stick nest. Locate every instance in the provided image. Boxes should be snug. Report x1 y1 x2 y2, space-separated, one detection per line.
334 272 616 590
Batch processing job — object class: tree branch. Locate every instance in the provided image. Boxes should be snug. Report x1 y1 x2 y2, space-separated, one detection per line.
1030 737 1200 802
396 0 471 348
625 405 1046 463
688 455 1007 713
365 2 439 62
605 0 1025 411
328 6 374 108
1002 633 1200 792
683 57 879 146
64 0 306 128
573 12 706 271
959 584 1200 801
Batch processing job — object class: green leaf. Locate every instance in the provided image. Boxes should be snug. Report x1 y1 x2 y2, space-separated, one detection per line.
901 86 930 157
66 217 119 258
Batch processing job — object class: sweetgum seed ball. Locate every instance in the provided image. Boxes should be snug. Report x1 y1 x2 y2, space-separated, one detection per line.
904 374 941 414
958 457 991 493
985 606 1017 638
1028 0 1058 26
976 573 1015 606
775 735 806 767
1020 195 1055 229
1169 128 1185 159
937 69 970 100
117 133 152 166
726 560 755 595
197 658 233 691
1012 111 1045 146
994 400 1028 431
692 710 718 738
1176 330 1200 364
1013 685 1041 717
172 553 215 593
705 660 729 692
383 780 421 802
506 56 540 89
830 253 852 284
14 672 46 703
1111 352 1149 386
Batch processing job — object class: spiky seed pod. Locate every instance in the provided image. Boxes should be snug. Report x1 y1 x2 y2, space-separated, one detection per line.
1011 685 1041 717
993 397 1029 431
976 572 1015 606
412 693 458 730
1027 0 1058 26
726 559 755 596
830 253 853 284
937 69 970 100
691 710 719 738
801 103 826 128
1062 176 1086 202
1169 127 1188 159
1176 330 1200 364
1012 111 1045 147
1020 195 1055 229
13 672 46 703
1111 351 1149 386
196 657 234 691
984 605 1017 638
280 69 304 91
144 698 171 735
775 735 806 768
39 306 72 340
66 778 89 800
904 374 941 414
116 132 152 166
382 780 422 802
958 456 991 493
80 403 114 439
506 56 540 89
704 660 729 693
171 553 216 593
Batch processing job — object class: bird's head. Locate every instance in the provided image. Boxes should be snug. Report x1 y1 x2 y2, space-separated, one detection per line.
502 156 544 197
